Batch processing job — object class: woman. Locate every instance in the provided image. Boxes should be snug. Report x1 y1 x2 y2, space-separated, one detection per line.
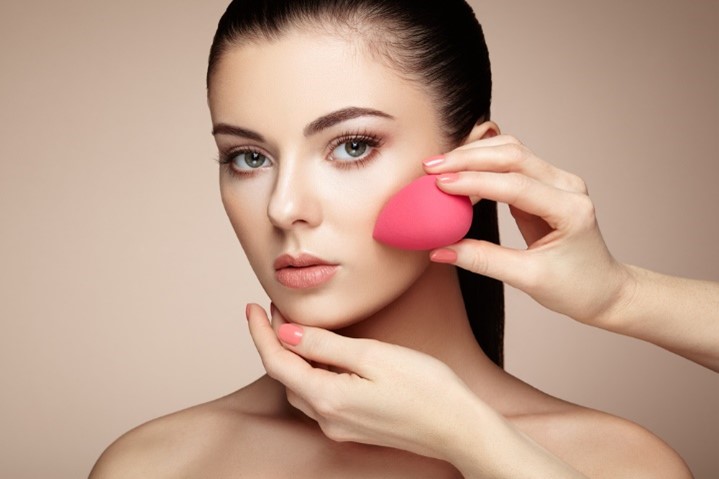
90 1 693 477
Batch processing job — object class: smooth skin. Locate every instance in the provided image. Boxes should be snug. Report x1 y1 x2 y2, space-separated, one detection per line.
426 136 719 372
89 29 694 478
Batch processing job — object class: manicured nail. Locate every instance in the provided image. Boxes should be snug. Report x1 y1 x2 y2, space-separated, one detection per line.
437 173 459 183
423 155 445 168
245 304 252 321
430 248 458 264
278 324 303 346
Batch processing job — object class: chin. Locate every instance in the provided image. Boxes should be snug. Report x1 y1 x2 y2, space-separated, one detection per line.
271 281 417 332
272 295 372 330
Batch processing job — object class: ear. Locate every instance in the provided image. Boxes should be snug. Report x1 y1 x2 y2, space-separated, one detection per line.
461 120 501 146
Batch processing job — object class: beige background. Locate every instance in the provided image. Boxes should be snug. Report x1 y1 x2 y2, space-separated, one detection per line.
1 1 717 477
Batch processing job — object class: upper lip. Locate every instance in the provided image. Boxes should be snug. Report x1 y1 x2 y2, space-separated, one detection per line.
273 253 336 270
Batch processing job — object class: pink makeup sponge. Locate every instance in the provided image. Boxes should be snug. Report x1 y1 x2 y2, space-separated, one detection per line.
373 174 473 250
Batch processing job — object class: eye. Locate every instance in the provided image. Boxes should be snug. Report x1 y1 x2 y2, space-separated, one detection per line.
334 140 369 160
328 135 381 164
224 149 271 171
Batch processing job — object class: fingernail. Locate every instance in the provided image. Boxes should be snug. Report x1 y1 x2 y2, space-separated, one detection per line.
270 302 277 317
437 173 459 183
278 324 303 346
430 248 458 263
245 304 252 321
423 155 445 168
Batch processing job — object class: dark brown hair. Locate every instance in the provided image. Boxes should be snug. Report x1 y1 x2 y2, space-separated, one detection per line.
207 0 504 367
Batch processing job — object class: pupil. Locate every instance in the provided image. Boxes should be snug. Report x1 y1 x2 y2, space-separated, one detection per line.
246 152 264 167
345 141 367 157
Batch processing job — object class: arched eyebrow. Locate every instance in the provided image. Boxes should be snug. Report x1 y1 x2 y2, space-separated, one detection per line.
302 107 394 137
211 124 265 142
212 106 394 141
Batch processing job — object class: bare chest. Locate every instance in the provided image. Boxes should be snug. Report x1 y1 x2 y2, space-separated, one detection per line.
189 416 463 479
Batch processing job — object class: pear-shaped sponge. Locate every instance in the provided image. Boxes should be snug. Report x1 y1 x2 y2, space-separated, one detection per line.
373 174 473 250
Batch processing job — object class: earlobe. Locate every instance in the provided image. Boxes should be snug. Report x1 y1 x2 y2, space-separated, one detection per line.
462 120 501 146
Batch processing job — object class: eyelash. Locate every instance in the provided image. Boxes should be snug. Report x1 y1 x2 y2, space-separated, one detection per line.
327 131 383 169
216 147 268 179
216 130 383 178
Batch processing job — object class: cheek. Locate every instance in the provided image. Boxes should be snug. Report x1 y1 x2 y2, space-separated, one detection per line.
322 157 421 229
220 176 271 260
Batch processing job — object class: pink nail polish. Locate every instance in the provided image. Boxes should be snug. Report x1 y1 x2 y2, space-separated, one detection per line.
278 324 303 346
430 249 458 263
437 173 459 183
423 155 445 168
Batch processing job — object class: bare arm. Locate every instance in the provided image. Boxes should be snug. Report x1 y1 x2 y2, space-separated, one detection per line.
246 302 693 478
600 265 719 371
427 133 719 372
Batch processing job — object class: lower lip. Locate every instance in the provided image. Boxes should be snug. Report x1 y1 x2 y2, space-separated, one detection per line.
275 265 339 289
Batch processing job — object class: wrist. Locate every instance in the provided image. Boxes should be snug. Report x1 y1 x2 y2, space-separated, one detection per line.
589 262 641 331
437 395 503 475
451 418 588 479
437 395 588 479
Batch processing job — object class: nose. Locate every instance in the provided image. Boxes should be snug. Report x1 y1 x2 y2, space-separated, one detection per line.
267 160 322 230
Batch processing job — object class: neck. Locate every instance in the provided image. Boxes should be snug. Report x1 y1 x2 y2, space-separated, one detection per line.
335 261 507 404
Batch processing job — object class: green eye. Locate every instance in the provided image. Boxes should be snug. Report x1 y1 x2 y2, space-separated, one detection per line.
233 151 269 170
344 141 368 158
332 140 372 162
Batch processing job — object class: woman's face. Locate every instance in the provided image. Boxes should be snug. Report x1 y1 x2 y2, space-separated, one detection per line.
209 29 448 328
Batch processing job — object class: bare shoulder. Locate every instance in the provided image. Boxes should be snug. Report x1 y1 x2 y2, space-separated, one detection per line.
513 406 693 478
89 375 284 479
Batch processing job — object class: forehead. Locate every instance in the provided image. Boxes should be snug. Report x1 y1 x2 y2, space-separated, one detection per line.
208 29 438 134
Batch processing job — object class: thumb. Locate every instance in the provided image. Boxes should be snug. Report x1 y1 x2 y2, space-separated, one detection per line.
277 323 376 379
430 239 535 291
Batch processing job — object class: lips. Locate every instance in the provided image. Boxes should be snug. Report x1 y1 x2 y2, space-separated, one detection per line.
273 253 339 289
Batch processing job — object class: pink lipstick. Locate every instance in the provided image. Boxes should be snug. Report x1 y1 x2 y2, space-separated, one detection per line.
273 253 338 289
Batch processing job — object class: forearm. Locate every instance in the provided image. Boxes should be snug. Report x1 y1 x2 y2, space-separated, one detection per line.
438 398 587 479
598 264 719 371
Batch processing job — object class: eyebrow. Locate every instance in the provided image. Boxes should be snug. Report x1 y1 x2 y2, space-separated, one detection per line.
303 107 393 136
212 106 394 141
211 124 265 142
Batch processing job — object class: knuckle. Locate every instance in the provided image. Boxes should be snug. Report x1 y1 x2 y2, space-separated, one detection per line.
285 388 300 408
565 173 588 194
351 339 375 368
467 248 489 275
504 143 529 165
500 134 522 146
508 171 532 196
313 395 340 418
571 195 597 228
304 330 328 355
261 356 280 379
319 421 352 443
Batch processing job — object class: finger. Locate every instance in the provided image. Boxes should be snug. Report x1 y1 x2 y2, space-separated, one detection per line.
285 387 319 422
246 303 335 391
430 239 539 291
425 136 587 194
269 302 288 333
509 205 554 246
270 305 331 371
276 323 377 380
455 133 523 150
435 171 586 230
